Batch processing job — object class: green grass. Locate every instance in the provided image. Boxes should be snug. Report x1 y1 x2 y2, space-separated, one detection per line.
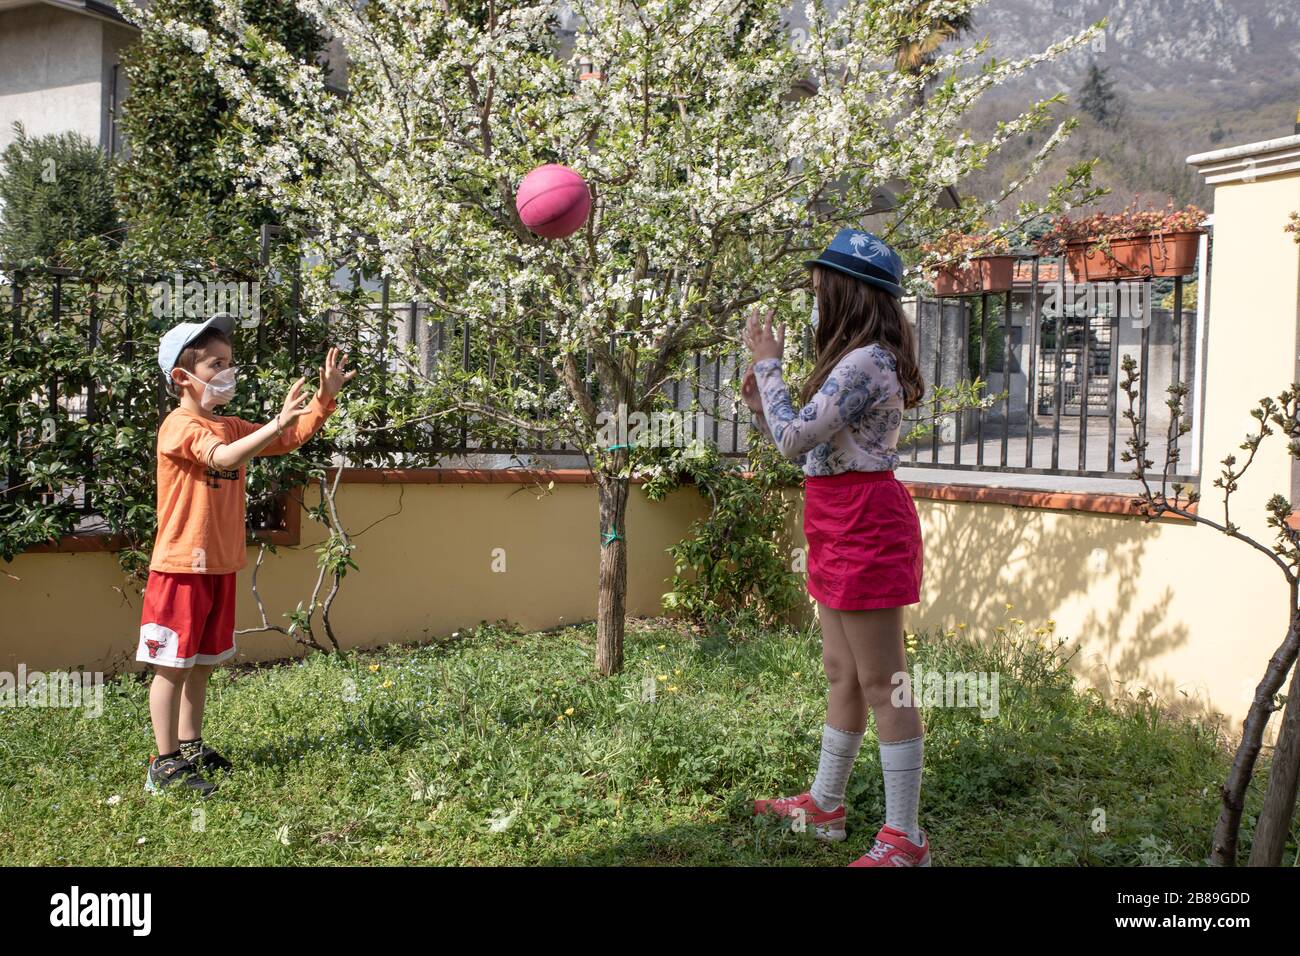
0 618 1265 866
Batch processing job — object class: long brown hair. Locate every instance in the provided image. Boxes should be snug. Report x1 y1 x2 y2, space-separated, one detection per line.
799 265 925 409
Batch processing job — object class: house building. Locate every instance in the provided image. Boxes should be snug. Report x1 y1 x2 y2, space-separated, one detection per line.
0 0 139 155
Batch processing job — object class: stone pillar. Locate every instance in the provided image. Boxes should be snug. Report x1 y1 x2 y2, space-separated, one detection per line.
1187 136 1300 542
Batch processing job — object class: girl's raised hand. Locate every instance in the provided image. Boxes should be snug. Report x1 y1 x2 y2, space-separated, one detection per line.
743 305 785 363
741 365 764 415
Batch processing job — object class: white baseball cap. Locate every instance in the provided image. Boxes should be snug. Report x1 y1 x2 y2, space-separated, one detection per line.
157 312 237 375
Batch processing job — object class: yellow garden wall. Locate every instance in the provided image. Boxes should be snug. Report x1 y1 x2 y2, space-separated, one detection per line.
0 480 710 674
908 498 1287 738
0 477 1288 741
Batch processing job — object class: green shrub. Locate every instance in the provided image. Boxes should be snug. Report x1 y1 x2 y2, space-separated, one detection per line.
644 440 805 632
0 124 119 265
0 261 437 580
116 0 326 271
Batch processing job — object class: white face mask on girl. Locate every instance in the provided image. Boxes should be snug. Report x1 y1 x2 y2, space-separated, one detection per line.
810 299 820 331
181 366 239 409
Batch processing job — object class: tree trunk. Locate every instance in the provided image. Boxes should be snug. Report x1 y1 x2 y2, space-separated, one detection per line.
1247 648 1300 865
596 471 629 676
1210 607 1300 865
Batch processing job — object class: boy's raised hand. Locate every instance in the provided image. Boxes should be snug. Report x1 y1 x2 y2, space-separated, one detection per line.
278 376 313 428
318 346 357 400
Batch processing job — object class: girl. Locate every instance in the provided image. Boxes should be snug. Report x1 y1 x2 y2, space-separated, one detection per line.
741 228 929 867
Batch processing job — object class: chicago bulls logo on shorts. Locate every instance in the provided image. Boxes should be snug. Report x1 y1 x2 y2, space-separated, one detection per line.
137 573 238 667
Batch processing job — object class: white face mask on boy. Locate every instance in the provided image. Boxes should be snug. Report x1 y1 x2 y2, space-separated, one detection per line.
182 366 239 410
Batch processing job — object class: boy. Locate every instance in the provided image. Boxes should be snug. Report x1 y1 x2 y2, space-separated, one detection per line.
139 312 356 794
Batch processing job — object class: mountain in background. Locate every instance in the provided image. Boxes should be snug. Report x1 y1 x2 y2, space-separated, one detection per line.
773 0 1300 214
554 1 1297 212
962 0 1300 213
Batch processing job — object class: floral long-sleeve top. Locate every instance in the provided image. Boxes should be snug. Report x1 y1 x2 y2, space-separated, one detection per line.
752 343 905 476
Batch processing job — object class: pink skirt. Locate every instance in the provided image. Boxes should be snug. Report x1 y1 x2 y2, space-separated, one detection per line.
803 470 923 611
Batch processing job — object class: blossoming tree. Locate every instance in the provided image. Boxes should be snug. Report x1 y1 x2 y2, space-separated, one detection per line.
125 0 1102 674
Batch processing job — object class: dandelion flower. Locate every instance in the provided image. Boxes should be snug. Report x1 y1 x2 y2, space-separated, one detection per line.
565 707 574 716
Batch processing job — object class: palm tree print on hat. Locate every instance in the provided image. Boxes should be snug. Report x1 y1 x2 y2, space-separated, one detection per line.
848 231 894 263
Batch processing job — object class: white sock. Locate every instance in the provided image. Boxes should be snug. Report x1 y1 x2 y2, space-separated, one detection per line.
880 734 924 845
810 724 864 812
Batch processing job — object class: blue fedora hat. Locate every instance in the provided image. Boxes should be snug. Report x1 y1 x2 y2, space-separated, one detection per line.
804 228 905 298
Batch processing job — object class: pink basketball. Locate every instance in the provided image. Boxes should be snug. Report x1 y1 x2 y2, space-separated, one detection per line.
516 164 591 239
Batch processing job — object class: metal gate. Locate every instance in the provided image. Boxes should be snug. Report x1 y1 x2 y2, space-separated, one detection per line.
1036 311 1114 417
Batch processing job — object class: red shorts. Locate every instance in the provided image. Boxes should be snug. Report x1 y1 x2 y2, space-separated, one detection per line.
137 570 238 668
803 470 924 611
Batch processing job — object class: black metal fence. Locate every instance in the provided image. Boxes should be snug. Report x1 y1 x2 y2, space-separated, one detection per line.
902 253 1203 483
1 249 1204 532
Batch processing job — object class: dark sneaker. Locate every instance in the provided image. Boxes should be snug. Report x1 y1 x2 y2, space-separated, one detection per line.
192 744 233 774
145 755 216 796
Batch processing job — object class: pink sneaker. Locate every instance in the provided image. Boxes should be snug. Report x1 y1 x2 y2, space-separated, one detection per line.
849 825 931 866
752 791 846 842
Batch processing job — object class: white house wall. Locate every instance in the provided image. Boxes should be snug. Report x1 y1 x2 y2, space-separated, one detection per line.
0 4 134 154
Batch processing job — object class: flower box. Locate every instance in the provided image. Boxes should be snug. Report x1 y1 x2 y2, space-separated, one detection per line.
1043 203 1208 282
1148 230 1203 277
1066 239 1138 281
1066 230 1204 281
932 255 1016 296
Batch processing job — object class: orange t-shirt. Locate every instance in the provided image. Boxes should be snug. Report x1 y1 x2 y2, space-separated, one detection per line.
149 395 337 575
